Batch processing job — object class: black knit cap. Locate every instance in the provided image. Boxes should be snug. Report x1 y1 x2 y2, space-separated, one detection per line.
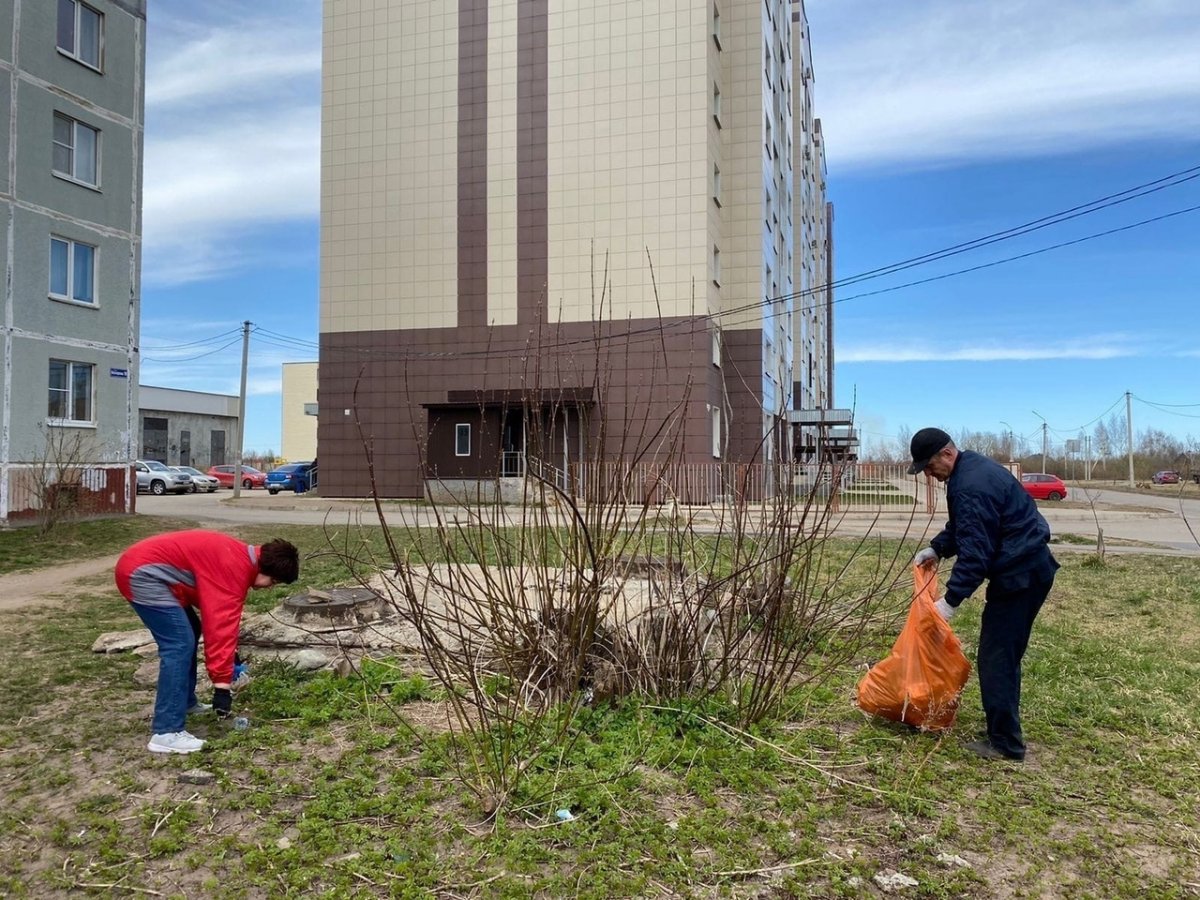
907 427 953 475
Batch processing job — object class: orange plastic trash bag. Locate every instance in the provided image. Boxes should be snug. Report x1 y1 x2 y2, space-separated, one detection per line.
856 565 971 731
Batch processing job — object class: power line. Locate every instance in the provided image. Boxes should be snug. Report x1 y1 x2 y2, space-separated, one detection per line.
1039 395 1127 436
824 204 1200 311
142 336 243 363
141 327 244 352
266 201 1200 364
1133 395 1200 419
824 164 1200 292
1132 394 1200 408
167 173 1200 367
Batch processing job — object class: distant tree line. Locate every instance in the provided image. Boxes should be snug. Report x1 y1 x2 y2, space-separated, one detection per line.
868 418 1196 481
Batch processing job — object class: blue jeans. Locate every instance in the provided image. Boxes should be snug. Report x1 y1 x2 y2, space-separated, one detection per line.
131 603 201 734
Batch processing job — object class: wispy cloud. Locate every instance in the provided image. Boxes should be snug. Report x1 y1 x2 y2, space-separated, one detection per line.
142 2 321 287
840 335 1146 363
808 0 1200 171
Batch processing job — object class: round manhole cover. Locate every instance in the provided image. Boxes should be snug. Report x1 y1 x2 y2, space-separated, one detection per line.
282 587 386 624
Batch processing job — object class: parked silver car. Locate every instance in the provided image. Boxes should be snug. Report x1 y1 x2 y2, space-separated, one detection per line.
134 460 191 495
172 465 220 493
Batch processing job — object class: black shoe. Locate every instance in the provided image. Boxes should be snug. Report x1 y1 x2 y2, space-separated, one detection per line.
965 739 1023 761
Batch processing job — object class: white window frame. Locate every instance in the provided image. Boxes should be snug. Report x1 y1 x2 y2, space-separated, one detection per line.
52 113 100 188
712 245 721 286
455 423 471 457
49 236 97 306
712 407 722 458
712 3 722 49
47 359 94 426
712 328 721 368
57 0 104 71
711 83 722 128
712 163 721 207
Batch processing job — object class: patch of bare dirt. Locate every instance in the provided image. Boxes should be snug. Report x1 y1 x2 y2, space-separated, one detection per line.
0 555 118 612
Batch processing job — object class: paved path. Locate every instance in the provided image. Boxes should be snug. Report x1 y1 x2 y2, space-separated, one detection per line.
136 486 1200 557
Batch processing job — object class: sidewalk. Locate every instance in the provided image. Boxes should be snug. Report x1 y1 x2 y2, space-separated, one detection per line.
134 488 1200 557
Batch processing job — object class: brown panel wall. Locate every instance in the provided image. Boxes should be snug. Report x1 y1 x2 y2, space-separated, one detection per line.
721 329 766 464
318 317 728 497
427 408 502 479
517 0 549 324
458 0 489 328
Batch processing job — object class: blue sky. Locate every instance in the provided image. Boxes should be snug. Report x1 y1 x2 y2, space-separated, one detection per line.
138 0 1200 457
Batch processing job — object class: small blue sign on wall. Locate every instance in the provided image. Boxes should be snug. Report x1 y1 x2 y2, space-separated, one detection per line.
110 367 128 378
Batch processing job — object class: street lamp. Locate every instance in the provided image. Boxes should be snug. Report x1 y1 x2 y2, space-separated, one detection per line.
1031 410 1048 474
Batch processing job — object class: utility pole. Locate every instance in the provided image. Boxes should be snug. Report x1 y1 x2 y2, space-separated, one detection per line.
233 321 251 499
1084 435 1092 481
1125 390 1135 487
1032 410 1048 474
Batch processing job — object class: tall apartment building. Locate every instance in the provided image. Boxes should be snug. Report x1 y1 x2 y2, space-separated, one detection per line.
318 0 832 498
0 0 145 524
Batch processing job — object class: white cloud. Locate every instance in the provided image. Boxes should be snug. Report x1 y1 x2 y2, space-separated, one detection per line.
807 0 1200 171
142 3 321 286
839 336 1144 363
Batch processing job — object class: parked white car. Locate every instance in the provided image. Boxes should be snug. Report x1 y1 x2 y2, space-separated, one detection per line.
172 466 220 493
134 460 191 495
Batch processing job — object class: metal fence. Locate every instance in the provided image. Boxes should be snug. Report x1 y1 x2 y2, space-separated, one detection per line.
543 460 945 511
3 464 133 524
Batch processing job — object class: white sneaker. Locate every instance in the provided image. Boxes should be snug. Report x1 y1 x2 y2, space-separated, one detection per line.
187 702 212 715
147 731 206 754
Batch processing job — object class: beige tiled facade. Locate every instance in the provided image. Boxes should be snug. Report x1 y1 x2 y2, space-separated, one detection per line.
319 0 832 497
281 362 318 462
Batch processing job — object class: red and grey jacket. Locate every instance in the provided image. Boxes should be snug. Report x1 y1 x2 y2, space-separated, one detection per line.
115 530 262 684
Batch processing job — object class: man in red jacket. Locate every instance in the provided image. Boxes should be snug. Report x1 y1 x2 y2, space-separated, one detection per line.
115 530 300 754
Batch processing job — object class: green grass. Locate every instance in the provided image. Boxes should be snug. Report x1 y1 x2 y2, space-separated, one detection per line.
0 521 1197 897
0 516 196 575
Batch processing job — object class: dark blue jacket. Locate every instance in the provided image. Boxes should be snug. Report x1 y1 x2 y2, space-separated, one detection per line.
930 450 1059 606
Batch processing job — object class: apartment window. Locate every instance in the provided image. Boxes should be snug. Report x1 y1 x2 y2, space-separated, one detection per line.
712 163 721 207
49 237 96 304
712 408 722 458
48 359 93 424
455 423 471 456
712 328 721 367
711 84 722 127
712 245 721 286
58 0 103 70
712 3 722 49
53 113 99 186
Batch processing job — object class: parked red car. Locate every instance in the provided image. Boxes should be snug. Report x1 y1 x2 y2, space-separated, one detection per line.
1020 473 1067 501
1152 471 1181 485
207 464 267 489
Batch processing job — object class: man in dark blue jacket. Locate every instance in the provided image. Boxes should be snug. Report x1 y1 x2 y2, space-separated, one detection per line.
908 427 1059 761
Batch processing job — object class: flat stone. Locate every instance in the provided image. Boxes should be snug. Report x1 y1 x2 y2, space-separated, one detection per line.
133 659 160 687
936 852 971 868
874 871 919 892
287 648 330 671
178 769 216 785
92 629 154 654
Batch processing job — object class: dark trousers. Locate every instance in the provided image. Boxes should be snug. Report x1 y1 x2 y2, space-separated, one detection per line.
978 573 1053 759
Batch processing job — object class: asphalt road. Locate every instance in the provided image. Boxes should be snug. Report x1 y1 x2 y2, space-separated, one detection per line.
135 485 1200 556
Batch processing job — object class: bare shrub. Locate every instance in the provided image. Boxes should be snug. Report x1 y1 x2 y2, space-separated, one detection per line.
328 265 909 820
30 426 100 534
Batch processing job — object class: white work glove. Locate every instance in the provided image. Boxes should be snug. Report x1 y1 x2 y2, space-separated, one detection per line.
933 596 958 622
913 547 938 567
